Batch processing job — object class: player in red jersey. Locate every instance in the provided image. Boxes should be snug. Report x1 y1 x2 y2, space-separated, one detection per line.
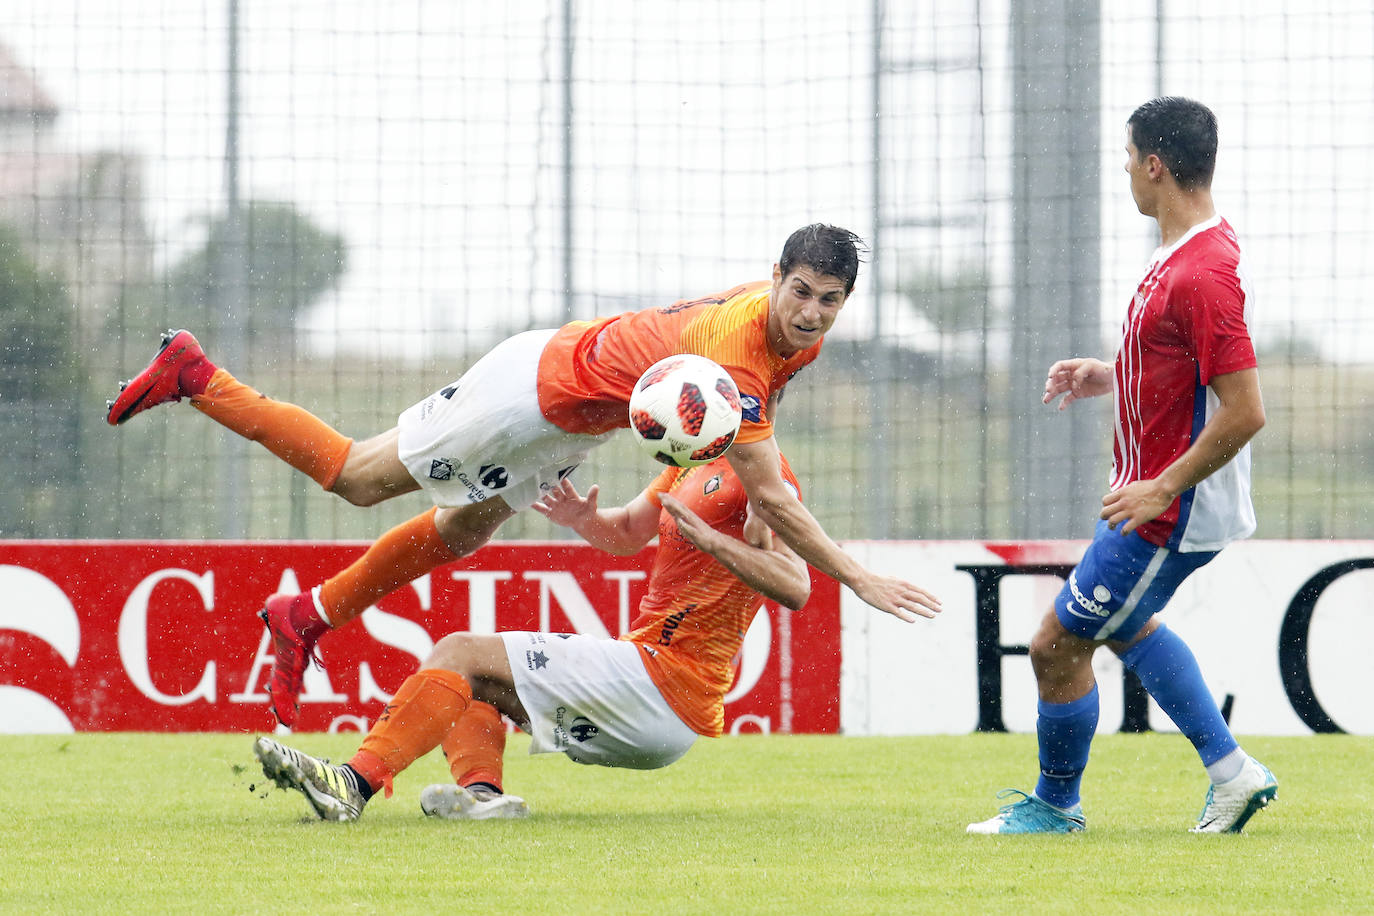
969 98 1277 836
106 225 941 729
252 454 811 821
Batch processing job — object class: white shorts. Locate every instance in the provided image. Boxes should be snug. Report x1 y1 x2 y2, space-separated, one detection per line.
501 631 698 770
396 329 616 510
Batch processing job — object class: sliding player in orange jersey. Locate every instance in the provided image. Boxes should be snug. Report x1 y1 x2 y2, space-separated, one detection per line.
107 224 941 729
253 454 811 821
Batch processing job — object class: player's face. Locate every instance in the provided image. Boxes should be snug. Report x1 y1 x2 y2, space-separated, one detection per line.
1124 129 1154 217
767 264 850 357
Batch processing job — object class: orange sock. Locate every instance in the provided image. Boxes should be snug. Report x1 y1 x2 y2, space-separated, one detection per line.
318 507 456 627
191 368 353 490
348 667 472 797
442 700 507 791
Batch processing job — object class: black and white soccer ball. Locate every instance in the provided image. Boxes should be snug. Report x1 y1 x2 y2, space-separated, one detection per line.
628 354 742 467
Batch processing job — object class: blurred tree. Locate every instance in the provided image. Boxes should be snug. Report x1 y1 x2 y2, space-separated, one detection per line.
0 220 79 401
162 199 346 347
0 220 84 536
895 261 995 339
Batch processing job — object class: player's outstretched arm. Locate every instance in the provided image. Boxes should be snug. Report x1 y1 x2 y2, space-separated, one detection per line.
725 437 942 622
531 478 659 555
1043 357 1114 410
660 493 811 610
1102 367 1265 535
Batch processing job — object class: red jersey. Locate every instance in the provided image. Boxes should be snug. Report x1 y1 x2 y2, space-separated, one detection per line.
1112 216 1258 551
535 282 821 445
619 455 802 737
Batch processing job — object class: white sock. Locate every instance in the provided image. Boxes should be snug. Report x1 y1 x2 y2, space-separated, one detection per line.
310 584 334 626
1206 747 1246 784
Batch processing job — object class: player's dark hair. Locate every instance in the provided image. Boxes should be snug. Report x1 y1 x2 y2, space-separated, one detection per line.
778 224 866 292
1127 96 1218 191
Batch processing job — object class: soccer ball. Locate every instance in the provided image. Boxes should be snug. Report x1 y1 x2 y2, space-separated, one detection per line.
628 354 742 467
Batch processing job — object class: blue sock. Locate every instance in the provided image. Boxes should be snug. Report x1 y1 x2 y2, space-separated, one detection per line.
1120 624 1238 766
1034 685 1099 809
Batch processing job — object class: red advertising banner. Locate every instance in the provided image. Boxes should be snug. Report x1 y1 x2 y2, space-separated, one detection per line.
0 541 840 735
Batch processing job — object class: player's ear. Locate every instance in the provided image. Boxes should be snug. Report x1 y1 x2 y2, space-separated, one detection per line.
771 263 782 286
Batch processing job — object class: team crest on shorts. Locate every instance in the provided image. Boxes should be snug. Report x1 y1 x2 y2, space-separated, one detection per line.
428 458 455 481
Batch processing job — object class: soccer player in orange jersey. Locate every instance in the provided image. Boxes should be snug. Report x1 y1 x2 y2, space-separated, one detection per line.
107 224 941 729
253 455 811 821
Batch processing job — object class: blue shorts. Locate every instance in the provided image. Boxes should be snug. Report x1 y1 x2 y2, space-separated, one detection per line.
1054 519 1219 642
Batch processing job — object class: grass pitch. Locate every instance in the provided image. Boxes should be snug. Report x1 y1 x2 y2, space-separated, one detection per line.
2 732 1371 914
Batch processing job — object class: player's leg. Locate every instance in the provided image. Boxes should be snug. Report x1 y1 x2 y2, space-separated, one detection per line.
419 701 531 820
320 499 516 627
258 634 522 822
966 609 1094 835
1029 613 1101 810
419 634 531 820
263 498 514 728
306 634 516 818
970 521 1144 835
255 662 477 822
327 428 422 506
441 701 510 789
107 329 417 501
1113 615 1277 833
1115 616 1238 773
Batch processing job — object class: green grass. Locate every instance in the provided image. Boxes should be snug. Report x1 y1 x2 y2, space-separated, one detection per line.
2 733 1371 914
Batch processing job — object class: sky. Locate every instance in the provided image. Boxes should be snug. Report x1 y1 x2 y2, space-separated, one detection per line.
2 0 1372 363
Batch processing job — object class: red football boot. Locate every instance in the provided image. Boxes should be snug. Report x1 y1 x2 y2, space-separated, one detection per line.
259 592 324 729
106 329 213 425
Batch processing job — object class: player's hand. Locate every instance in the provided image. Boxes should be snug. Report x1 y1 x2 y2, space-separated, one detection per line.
1100 479 1174 535
531 479 600 529
852 573 942 623
660 493 723 553
1044 358 1114 410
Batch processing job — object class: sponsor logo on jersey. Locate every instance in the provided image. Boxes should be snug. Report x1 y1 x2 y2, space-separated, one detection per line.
703 474 722 495
428 459 455 481
658 604 695 645
739 394 763 423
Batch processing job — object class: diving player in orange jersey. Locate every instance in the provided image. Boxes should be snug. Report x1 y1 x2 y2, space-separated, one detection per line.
107 224 941 729
252 455 812 821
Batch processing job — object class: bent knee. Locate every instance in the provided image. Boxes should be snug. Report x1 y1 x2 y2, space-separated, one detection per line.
427 632 478 671
1028 624 1059 662
425 632 509 683
1029 614 1095 676
434 502 515 556
329 478 385 507
329 430 418 506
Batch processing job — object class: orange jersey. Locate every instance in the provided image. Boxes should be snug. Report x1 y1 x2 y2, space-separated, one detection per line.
535 282 821 444
619 455 802 737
